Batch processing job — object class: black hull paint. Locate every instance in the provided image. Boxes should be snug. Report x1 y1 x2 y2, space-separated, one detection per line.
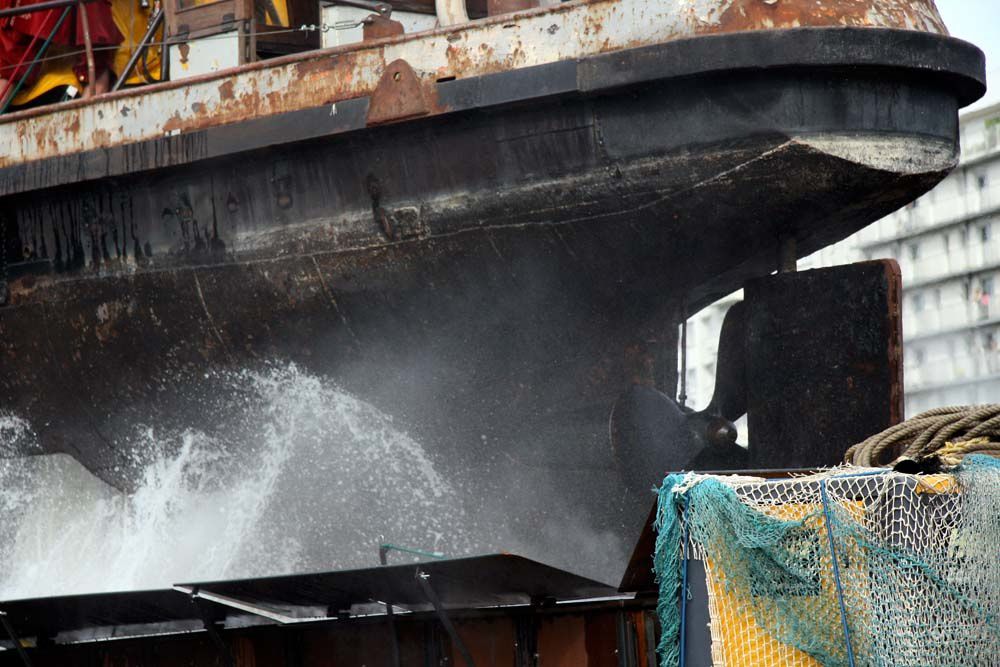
0 28 985 578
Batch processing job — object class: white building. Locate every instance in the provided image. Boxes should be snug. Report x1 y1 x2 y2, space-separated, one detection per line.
684 101 1000 419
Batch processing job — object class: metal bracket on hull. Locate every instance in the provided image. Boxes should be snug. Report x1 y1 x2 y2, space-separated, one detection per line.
182 590 236 667
367 59 436 126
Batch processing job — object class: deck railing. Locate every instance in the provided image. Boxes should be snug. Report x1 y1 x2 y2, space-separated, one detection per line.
0 0 493 113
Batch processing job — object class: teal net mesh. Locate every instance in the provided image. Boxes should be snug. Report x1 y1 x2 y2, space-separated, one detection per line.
653 456 1000 667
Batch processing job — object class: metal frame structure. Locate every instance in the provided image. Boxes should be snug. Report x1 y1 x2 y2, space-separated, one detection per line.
0 554 646 666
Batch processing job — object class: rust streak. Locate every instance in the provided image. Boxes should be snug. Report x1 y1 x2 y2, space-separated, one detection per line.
217 80 235 101
715 0 946 33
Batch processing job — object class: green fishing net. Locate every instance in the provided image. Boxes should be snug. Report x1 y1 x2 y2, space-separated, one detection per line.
653 456 1000 667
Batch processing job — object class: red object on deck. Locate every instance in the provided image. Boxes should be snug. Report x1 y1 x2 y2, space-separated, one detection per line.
0 0 122 85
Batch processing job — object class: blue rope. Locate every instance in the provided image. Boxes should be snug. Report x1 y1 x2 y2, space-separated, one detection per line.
678 494 690 667
819 479 857 667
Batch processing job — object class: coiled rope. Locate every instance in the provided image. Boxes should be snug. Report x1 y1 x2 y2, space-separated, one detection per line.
844 404 1000 468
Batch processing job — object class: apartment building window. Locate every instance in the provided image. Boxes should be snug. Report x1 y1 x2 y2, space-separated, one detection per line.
944 234 951 254
985 332 999 374
908 243 920 260
913 293 924 313
961 227 970 246
977 174 988 190
686 370 698 400
933 288 942 309
974 277 994 320
982 223 992 243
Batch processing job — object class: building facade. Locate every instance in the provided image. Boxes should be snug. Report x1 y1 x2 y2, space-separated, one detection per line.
684 101 1000 421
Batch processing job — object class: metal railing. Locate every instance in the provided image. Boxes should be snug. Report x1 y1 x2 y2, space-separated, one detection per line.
111 3 166 92
0 0 479 113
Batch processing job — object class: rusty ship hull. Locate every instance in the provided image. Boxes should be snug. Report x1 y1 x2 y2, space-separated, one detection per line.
0 0 986 563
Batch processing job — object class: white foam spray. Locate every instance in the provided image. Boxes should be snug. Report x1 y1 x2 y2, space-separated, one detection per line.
0 364 470 599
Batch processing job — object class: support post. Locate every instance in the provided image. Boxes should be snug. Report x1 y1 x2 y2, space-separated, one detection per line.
378 544 403 667
77 0 96 96
416 570 476 667
0 610 33 667
112 7 164 91
615 610 636 667
187 590 235 667
159 0 169 82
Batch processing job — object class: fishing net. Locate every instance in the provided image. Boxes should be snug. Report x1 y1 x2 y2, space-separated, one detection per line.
653 455 1000 667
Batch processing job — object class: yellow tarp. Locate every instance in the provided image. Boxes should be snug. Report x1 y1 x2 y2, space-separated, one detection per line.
705 501 868 667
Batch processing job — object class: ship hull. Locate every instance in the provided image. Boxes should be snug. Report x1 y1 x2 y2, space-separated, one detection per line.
0 27 985 575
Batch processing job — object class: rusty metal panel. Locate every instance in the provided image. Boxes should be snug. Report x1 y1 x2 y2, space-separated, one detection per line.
451 617 518 666
746 260 904 469
537 615 588 667
363 15 406 41
584 612 619 667
301 623 395 667
0 0 949 169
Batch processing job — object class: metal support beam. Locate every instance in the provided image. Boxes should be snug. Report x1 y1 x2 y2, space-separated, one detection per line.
185 591 235 667
112 7 164 92
0 0 94 19
378 544 402 667
615 611 637 667
0 610 34 667
174 585 300 624
77 0 96 96
514 616 537 667
415 570 476 667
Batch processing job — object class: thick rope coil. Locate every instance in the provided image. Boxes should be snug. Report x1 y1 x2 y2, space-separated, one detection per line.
844 404 1000 468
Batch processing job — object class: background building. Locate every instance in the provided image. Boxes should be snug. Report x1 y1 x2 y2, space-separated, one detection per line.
684 101 1000 422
